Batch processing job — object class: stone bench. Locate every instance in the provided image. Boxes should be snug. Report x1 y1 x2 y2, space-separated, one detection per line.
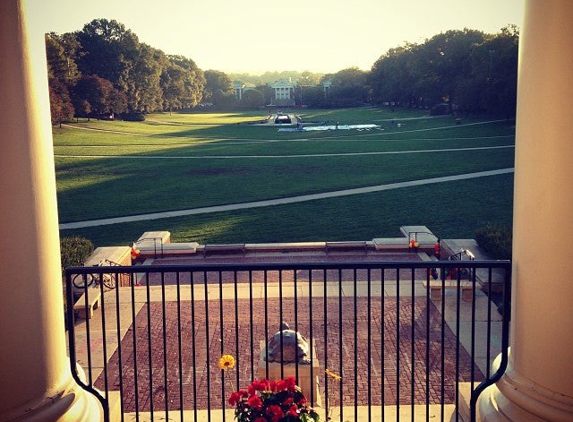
422 279 477 301
325 241 369 253
84 246 131 288
441 239 507 293
202 243 246 256
73 288 101 319
372 237 410 250
242 242 327 254
137 242 198 257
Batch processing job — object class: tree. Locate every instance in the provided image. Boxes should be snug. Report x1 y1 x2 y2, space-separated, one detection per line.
413 29 485 107
167 55 206 108
368 27 517 116
128 44 164 112
45 32 81 87
72 74 126 115
213 89 237 108
369 44 417 106
298 71 320 86
479 26 519 117
241 89 265 109
49 77 74 126
204 70 233 103
76 19 139 85
161 62 186 111
329 67 368 107
297 85 325 108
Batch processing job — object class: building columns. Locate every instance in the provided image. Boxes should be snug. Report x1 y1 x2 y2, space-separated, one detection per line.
0 1 103 421
478 0 573 420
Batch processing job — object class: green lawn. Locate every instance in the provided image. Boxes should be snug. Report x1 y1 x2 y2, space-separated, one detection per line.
55 107 515 246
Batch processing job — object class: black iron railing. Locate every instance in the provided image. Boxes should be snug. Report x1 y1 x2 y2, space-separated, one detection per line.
66 260 511 422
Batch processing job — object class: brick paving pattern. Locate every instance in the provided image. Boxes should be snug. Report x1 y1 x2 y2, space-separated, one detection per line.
97 296 481 413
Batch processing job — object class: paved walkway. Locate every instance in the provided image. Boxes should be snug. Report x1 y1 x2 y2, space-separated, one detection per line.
59 168 514 229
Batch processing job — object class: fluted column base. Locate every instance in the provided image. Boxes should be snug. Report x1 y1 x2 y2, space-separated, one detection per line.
1 368 104 422
478 361 573 422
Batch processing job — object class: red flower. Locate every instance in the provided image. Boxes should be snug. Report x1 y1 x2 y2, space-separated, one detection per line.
228 391 241 406
274 379 287 391
266 404 284 418
228 389 248 406
248 379 270 396
283 377 297 392
288 405 299 417
230 378 318 422
247 395 263 410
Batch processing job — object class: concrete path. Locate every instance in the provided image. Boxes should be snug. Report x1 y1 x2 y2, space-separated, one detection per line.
59 168 514 230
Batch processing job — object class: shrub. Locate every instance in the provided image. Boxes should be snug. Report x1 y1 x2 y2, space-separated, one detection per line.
60 236 95 275
60 236 94 327
475 223 512 260
120 112 145 121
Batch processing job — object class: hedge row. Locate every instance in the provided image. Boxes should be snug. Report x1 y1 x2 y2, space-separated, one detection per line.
475 223 512 260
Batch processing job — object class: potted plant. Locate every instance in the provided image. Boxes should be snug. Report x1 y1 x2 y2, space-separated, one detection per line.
228 377 320 422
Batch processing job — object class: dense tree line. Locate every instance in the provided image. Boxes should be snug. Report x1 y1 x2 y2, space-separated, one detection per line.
368 26 519 116
46 20 518 125
46 19 211 124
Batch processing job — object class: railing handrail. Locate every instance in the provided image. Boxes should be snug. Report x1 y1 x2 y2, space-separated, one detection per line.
66 259 510 276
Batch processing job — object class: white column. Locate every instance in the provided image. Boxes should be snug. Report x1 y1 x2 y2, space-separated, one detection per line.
478 1 573 420
0 1 103 421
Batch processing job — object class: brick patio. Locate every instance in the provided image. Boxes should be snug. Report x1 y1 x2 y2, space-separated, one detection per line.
97 295 481 413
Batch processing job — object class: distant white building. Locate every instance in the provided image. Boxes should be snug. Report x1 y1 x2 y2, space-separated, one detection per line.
270 78 295 106
232 81 256 101
233 78 296 106
322 79 332 99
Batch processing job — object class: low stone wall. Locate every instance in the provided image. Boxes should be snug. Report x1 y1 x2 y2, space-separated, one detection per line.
85 246 132 287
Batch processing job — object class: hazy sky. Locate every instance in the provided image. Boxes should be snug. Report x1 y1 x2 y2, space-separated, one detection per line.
26 0 524 74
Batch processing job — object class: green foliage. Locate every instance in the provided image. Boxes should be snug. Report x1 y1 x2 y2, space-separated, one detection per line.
369 28 518 117
203 70 234 103
241 89 265 108
60 236 94 274
329 67 369 107
46 19 517 120
120 112 145 121
475 223 513 259
49 77 75 125
72 74 126 114
46 19 206 118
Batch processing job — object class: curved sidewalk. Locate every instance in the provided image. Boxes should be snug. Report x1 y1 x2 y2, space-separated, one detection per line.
59 168 514 230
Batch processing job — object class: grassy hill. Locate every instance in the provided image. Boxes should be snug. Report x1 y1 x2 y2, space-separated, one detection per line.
54 107 515 246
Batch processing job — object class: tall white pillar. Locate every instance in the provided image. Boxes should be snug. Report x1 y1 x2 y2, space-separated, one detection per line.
478 1 573 420
0 1 103 421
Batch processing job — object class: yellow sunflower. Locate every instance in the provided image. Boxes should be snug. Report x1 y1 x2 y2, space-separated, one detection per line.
218 354 236 371
325 368 342 382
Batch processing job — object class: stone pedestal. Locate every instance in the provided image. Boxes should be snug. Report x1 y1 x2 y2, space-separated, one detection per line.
85 246 132 288
259 341 322 406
